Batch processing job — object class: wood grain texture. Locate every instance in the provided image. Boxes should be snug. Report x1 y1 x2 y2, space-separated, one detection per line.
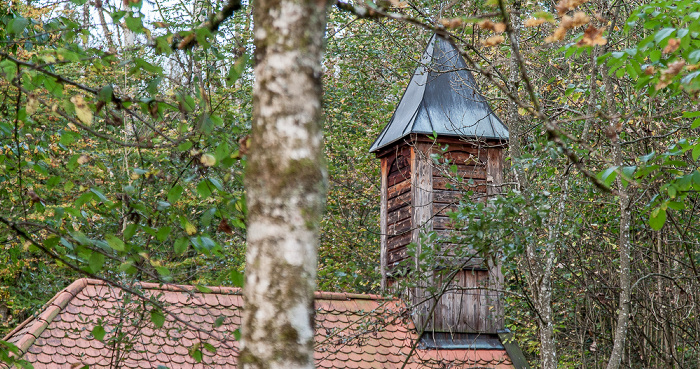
387 180 411 199
380 156 388 290
410 142 434 332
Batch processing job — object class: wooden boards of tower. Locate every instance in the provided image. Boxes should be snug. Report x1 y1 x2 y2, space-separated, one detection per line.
376 134 505 333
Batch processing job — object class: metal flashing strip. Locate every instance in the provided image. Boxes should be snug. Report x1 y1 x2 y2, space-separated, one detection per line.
418 332 505 350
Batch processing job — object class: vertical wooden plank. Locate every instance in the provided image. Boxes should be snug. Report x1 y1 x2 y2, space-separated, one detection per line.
486 147 504 197
380 155 389 291
486 147 505 332
410 142 434 331
488 257 505 332
480 270 490 332
462 269 475 332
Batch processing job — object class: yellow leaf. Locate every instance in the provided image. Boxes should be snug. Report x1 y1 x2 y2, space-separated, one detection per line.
200 154 216 167
184 221 197 235
70 95 93 126
26 94 39 116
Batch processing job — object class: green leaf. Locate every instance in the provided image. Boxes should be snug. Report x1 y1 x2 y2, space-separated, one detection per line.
91 188 113 206
654 28 675 43
693 170 700 187
214 316 225 327
190 347 203 363
89 251 105 273
92 325 106 341
693 143 700 161
198 114 214 134
106 235 125 252
125 15 144 32
230 270 245 288
692 118 700 129
195 284 212 293
156 226 171 242
599 166 619 186
668 185 677 198
155 266 171 277
689 50 700 64
649 49 661 62
197 180 212 198
233 328 241 341
166 185 183 205
124 223 138 240
195 28 212 48
668 201 685 210
203 342 216 353
46 176 61 189
59 132 76 145
9 17 29 35
226 54 250 86
98 85 114 102
178 141 193 151
150 309 166 328
155 35 173 55
119 260 137 274
640 151 655 163
177 93 196 112
533 11 554 22
174 237 189 255
649 206 667 230
0 60 17 82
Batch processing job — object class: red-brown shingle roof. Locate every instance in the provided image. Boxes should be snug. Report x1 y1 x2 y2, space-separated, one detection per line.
2 278 516 368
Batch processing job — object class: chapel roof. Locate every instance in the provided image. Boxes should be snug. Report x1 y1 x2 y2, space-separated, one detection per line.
2 278 523 369
370 34 509 153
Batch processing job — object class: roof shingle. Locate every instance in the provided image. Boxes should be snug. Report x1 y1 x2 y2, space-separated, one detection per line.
3 279 517 368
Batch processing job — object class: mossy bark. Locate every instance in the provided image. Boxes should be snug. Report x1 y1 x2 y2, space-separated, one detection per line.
240 0 329 367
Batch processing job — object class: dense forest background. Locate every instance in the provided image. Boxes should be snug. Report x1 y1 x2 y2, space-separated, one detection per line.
1 0 700 367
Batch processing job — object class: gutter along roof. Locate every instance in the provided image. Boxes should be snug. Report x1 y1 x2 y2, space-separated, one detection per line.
3 278 518 368
370 35 509 153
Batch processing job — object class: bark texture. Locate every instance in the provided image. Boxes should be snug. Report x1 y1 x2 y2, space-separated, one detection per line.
506 2 558 368
240 0 329 367
602 60 632 369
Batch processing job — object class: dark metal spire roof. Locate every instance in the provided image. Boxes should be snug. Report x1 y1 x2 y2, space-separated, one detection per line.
369 35 509 153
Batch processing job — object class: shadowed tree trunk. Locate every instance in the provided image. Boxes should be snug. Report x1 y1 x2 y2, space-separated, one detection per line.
239 0 330 367
506 2 558 368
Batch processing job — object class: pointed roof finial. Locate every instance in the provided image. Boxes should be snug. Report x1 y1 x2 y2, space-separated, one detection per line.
370 34 509 153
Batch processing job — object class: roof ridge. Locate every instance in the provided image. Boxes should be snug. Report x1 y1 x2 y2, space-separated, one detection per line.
2 278 89 354
314 291 388 301
84 278 391 301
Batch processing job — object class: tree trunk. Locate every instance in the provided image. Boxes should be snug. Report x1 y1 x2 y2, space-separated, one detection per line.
602 58 632 369
239 0 329 367
506 2 558 368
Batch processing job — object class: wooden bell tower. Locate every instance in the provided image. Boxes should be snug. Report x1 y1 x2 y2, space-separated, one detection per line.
370 35 509 334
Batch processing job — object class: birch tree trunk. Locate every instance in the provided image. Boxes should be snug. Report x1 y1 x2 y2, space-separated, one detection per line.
239 0 329 367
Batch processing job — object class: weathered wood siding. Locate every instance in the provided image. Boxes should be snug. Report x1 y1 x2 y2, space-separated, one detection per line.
431 144 488 234
382 147 413 269
377 137 506 334
430 269 500 333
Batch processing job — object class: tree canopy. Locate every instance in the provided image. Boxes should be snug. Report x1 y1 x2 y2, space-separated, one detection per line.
2 0 700 367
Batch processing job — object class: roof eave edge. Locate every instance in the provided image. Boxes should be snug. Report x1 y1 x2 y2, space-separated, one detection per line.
497 329 531 369
2 278 89 356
